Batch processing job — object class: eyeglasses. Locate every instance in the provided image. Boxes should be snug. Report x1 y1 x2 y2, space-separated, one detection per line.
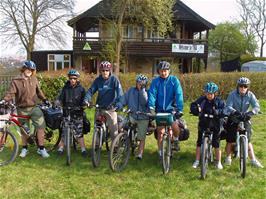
239 85 248 88
101 70 110 72
69 78 77 80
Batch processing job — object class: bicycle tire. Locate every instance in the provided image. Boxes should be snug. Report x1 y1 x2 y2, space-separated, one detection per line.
161 132 171 174
43 128 61 152
105 130 111 152
201 137 208 179
91 127 102 167
65 127 71 166
239 136 247 178
108 132 130 172
0 130 19 166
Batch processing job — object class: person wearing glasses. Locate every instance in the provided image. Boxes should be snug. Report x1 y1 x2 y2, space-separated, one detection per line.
223 77 263 168
1 60 50 158
83 61 123 140
55 69 88 157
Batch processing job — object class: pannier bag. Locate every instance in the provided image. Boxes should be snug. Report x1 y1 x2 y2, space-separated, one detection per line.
43 107 63 130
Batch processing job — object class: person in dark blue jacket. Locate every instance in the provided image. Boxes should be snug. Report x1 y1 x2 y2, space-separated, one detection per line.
83 61 123 140
116 74 149 160
56 69 88 157
190 82 225 169
148 61 184 158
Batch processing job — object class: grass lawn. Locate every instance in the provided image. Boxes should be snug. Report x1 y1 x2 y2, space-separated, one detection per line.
1 101 266 199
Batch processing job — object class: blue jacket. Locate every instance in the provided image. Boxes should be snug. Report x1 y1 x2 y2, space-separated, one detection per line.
148 75 183 113
83 75 123 109
117 87 149 120
223 89 260 115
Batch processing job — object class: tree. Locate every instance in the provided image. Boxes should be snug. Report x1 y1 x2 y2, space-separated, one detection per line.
108 0 174 75
237 0 266 57
0 0 75 59
208 22 257 63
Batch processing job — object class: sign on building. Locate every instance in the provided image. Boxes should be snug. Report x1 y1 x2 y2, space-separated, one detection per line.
172 44 204 54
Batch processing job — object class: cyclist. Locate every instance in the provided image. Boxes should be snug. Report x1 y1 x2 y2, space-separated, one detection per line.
1 60 50 158
190 82 225 169
83 61 123 140
223 77 263 168
148 61 184 159
55 69 88 157
116 74 149 160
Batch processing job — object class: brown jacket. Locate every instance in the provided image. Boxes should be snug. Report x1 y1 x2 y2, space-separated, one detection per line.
4 74 46 108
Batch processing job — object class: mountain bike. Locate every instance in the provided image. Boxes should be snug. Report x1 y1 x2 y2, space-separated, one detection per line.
61 106 83 166
108 110 154 172
200 114 215 179
0 102 61 166
90 105 113 168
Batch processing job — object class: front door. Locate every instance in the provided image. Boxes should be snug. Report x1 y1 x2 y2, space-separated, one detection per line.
82 57 97 74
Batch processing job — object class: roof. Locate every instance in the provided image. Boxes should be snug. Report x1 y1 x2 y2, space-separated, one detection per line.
68 0 215 33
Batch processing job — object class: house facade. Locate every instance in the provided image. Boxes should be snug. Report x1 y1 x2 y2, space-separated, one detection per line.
67 0 215 74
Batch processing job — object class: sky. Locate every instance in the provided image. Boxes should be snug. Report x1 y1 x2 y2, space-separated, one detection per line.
0 0 241 58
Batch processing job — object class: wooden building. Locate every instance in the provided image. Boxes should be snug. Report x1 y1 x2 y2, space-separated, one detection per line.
67 0 215 74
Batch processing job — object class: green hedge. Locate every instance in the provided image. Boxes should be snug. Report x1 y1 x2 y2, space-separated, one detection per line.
38 71 266 101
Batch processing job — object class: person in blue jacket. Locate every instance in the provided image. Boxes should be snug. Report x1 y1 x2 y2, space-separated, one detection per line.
223 77 263 168
190 82 225 169
83 61 123 140
148 61 184 159
116 74 149 160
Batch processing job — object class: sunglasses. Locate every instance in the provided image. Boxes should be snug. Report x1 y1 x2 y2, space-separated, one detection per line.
101 70 110 72
239 85 248 88
69 78 78 80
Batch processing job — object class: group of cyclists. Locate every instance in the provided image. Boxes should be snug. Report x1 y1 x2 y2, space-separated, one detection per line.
0 59 264 169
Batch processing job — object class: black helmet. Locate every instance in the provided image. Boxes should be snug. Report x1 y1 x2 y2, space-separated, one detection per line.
157 61 170 73
23 60 36 70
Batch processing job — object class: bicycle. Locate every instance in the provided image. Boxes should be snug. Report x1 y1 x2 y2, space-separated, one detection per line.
108 110 154 172
89 104 113 168
200 113 215 179
61 106 83 166
0 102 61 166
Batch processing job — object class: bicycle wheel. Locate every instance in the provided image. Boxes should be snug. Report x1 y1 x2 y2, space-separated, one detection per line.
108 132 130 172
0 129 19 166
105 130 111 152
239 136 247 178
91 127 102 167
64 127 71 166
201 137 209 179
43 128 61 152
161 132 171 174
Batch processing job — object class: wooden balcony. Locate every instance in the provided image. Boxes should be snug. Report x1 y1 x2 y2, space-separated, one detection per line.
73 37 208 58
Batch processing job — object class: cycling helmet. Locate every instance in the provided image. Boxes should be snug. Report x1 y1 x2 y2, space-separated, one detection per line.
67 69 80 77
136 74 148 85
204 82 219 94
100 61 112 71
157 61 170 73
237 77 250 86
23 60 36 70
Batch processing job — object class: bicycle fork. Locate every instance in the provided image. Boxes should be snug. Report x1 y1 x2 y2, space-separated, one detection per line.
236 133 248 159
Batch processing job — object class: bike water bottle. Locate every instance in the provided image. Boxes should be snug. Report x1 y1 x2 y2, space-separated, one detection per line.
22 123 30 134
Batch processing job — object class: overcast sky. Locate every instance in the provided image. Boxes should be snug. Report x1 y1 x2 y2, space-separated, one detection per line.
0 0 241 57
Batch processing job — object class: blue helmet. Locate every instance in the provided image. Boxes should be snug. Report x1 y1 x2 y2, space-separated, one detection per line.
136 74 148 85
23 60 36 70
157 61 170 73
67 69 80 77
237 77 250 86
204 82 219 94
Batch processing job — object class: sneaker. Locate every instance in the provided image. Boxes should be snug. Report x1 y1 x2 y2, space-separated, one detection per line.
216 162 223 170
224 157 232 166
57 148 64 156
192 160 199 169
172 140 180 151
37 148 50 158
251 159 264 168
19 148 28 158
136 154 142 160
81 150 88 158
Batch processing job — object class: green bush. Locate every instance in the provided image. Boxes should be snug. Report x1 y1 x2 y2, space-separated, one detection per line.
38 71 266 101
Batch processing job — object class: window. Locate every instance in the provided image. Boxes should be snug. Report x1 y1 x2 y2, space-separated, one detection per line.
47 54 71 71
